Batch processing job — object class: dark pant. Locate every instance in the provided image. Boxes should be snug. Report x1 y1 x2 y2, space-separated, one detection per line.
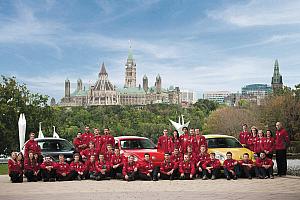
266 153 273 159
41 169 56 181
276 149 287 175
256 167 273 178
25 170 38 182
9 172 23 183
159 168 179 180
224 165 240 178
203 169 219 179
240 166 255 178
74 170 88 179
110 166 123 179
179 173 193 180
96 171 110 180
123 171 139 181
57 170 77 181
139 167 159 180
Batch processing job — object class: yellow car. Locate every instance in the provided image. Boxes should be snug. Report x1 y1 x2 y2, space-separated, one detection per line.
204 134 255 165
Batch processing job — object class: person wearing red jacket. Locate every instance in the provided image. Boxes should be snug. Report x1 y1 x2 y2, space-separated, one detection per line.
138 153 159 181
196 145 209 178
247 126 258 153
110 148 125 179
70 153 87 180
122 155 139 181
275 122 290 176
40 155 56 182
24 151 40 182
85 155 97 180
223 152 239 180
255 152 274 179
93 128 102 152
104 144 114 162
159 152 178 180
186 145 197 164
80 141 100 162
33 153 42 180
56 154 77 181
169 130 181 153
8 152 23 183
73 132 87 153
179 154 195 180
202 152 221 180
170 148 182 165
195 128 207 153
262 130 275 159
24 132 41 158
254 130 265 155
157 129 171 153
189 128 198 154
82 126 94 146
100 128 115 154
180 127 191 153
239 124 251 145
95 154 111 181
239 153 254 179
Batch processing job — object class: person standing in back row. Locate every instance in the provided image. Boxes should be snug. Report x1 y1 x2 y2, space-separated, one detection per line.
157 129 171 153
275 122 290 176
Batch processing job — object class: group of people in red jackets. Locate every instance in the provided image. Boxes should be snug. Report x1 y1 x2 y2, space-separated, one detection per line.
8 122 290 183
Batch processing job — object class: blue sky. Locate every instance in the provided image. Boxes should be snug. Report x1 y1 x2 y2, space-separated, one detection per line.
1 0 300 101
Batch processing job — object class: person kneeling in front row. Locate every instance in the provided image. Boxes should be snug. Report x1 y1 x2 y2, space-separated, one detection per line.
223 151 239 180
255 152 274 179
202 152 221 180
179 153 195 180
122 155 139 181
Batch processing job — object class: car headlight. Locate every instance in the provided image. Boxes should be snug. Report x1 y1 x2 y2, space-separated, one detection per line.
215 153 225 161
66 158 72 162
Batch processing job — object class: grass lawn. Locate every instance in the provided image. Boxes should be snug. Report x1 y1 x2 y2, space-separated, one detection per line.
0 164 8 175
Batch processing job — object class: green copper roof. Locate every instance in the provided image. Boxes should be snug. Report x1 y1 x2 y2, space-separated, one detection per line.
71 89 88 97
128 47 133 60
117 87 145 95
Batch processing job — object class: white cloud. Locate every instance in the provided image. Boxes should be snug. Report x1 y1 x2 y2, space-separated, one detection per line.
207 0 300 27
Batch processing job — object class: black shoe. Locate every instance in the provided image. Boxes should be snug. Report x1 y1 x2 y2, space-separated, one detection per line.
50 178 56 182
43 178 49 182
226 176 230 180
248 176 252 179
233 176 237 180
211 175 216 180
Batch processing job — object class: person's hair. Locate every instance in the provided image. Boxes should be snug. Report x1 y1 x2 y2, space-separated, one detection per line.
59 154 64 158
182 127 188 131
210 152 215 156
183 153 189 157
89 141 95 145
29 132 35 136
243 153 249 156
104 128 110 131
265 129 273 137
173 130 179 138
251 126 258 134
128 154 134 158
107 144 112 147
164 152 170 156
73 153 80 158
242 124 248 127
226 151 232 155
99 154 104 157
144 153 150 157
260 152 266 155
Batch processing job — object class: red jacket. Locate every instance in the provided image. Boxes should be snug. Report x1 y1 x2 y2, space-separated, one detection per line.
247 136 258 152
85 160 97 173
138 159 154 174
262 137 275 152
24 139 41 157
8 159 23 174
111 154 125 167
189 136 199 154
254 137 264 153
239 131 251 145
186 152 197 164
100 135 115 153
70 161 86 173
223 159 237 170
196 153 209 168
80 148 99 160
170 153 182 164
93 135 102 151
202 158 221 170
40 160 56 170
56 162 72 175
180 133 191 153
104 150 114 162
73 137 85 152
24 158 39 172
157 135 171 153
255 157 274 167
81 132 94 146
160 160 177 174
275 128 290 150
179 160 195 175
122 161 138 176
195 135 207 153
96 160 111 173
169 136 181 153
238 159 254 168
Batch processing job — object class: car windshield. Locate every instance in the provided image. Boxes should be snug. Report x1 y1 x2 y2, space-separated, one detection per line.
207 138 243 148
38 140 74 152
120 139 156 149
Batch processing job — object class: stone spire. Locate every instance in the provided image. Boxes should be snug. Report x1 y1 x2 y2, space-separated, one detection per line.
65 78 70 98
155 74 162 93
124 45 137 88
143 74 148 92
271 59 283 91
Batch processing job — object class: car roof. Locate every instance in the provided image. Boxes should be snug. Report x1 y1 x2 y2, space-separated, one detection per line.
34 137 67 141
114 136 148 140
203 134 236 139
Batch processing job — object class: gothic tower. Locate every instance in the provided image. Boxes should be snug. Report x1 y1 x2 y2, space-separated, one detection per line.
65 79 70 98
155 74 162 93
124 47 136 88
271 59 283 91
143 75 148 92
77 78 82 91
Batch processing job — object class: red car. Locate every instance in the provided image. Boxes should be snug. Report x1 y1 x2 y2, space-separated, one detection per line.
115 136 165 166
